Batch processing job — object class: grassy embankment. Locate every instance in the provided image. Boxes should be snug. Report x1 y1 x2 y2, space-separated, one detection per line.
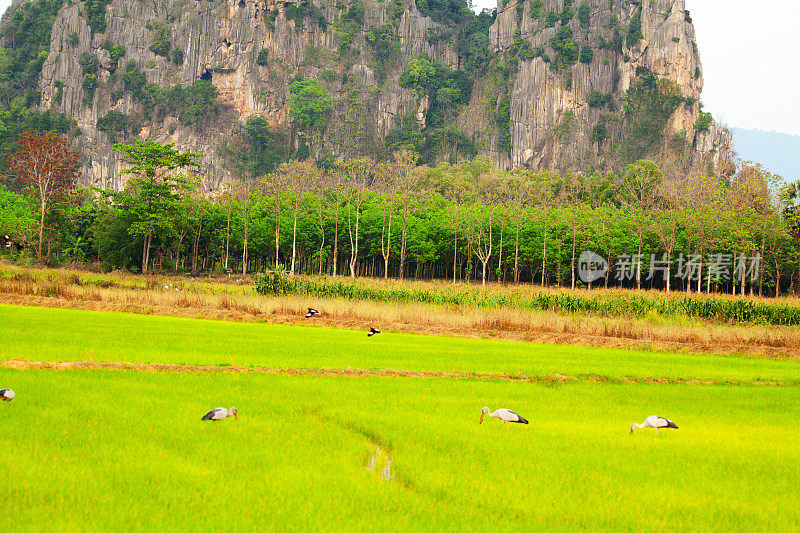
2 263 800 357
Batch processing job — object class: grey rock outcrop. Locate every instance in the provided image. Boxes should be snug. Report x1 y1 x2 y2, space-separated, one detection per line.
29 0 730 188
484 0 731 173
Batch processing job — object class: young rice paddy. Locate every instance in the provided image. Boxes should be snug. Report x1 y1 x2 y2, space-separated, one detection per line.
1 304 799 531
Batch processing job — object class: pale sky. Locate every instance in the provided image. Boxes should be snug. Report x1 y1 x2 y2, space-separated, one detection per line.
1 0 797 135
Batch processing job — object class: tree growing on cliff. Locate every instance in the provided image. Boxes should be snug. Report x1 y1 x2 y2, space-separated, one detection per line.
112 139 201 274
286 77 332 154
5 130 80 262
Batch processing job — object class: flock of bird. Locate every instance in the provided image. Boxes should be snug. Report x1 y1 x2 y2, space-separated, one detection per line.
2 383 678 434
2 305 679 433
305 307 381 337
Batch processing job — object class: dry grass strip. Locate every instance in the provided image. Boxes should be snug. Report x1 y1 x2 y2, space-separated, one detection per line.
2 263 800 359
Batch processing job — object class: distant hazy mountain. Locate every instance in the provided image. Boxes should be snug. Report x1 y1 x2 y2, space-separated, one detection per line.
730 128 800 181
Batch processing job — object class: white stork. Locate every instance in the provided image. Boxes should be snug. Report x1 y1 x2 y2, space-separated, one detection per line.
368 327 382 337
480 407 528 427
0 389 15 402
201 407 238 421
630 415 678 435
306 308 320 318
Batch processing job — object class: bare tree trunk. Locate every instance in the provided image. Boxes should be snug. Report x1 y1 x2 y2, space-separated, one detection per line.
665 252 671 293
399 207 408 281
224 205 231 270
333 209 339 277
796 254 800 296
541 226 548 287
740 252 746 296
513 220 520 284
274 211 281 268
192 215 203 273
571 222 577 289
290 199 299 274
175 232 185 273
497 219 505 283
347 203 360 278
317 228 326 276
381 201 392 279
142 231 151 274
636 227 643 290
759 219 767 297
242 210 249 276
37 197 46 261
452 230 457 284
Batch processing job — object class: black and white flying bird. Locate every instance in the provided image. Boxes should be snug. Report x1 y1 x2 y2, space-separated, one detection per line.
201 406 238 421
306 308 320 318
368 327 382 337
630 415 678 435
0 389 15 402
480 407 528 427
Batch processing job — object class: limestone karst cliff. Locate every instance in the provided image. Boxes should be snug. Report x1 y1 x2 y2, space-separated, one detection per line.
0 0 732 188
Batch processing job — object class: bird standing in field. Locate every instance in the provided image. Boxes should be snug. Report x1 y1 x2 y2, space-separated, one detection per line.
368 327 382 337
0 389 15 402
480 407 528 428
201 407 238 421
630 415 678 435
306 308 320 318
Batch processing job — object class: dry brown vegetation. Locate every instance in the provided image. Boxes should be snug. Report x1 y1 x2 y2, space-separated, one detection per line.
1 263 799 359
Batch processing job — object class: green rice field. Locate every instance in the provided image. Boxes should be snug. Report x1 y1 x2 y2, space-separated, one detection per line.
2 304 799 530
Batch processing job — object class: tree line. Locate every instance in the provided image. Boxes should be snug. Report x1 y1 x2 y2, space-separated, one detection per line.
2 132 799 297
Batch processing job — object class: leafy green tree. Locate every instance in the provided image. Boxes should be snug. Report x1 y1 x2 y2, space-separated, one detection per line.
0 186 36 248
97 111 138 143
110 45 126 61
626 6 643 48
178 80 220 128
111 139 201 273
79 53 100 103
256 48 269 66
551 26 578 66
86 0 112 34
780 180 800 295
286 77 332 133
238 116 288 176
621 72 684 163
579 45 593 64
587 91 608 108
148 21 172 57
694 111 712 133
171 48 184 66
122 61 147 98
399 55 436 96
578 2 590 29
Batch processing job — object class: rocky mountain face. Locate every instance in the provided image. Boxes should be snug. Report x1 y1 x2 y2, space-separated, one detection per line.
4 0 731 187
488 0 731 173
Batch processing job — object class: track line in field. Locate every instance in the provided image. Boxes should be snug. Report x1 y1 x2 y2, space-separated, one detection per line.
1 359 797 387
